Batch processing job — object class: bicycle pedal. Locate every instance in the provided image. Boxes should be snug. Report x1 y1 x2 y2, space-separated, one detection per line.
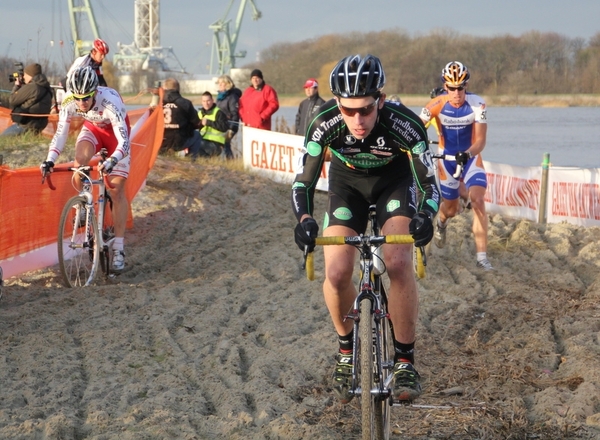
391 396 413 406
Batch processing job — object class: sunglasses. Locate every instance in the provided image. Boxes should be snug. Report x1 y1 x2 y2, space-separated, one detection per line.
338 98 379 117
73 92 95 102
446 86 465 92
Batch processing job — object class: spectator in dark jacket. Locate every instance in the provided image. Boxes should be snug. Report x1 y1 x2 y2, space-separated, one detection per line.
239 69 279 130
216 74 242 159
160 78 201 160
1 63 52 136
295 78 325 136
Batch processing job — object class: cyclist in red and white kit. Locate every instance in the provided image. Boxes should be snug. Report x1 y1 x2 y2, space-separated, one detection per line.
66 38 109 88
420 61 493 270
40 66 131 271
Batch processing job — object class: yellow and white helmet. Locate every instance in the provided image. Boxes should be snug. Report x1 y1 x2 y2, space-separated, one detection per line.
441 61 470 87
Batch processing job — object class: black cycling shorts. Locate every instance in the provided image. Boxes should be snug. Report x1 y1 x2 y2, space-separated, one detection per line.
324 159 417 234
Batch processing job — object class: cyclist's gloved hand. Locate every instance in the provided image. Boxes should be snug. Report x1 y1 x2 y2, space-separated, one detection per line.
294 217 319 252
409 211 433 247
455 151 472 166
40 160 54 176
99 157 118 173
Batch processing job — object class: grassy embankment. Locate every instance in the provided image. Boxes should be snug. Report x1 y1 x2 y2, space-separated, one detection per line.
2 92 598 169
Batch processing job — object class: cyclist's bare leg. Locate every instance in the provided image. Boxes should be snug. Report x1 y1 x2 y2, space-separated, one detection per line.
107 176 128 238
468 185 488 253
323 225 358 336
73 140 96 190
381 216 417 344
437 198 460 224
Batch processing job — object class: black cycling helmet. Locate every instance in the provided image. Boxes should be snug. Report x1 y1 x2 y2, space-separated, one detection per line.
68 66 99 96
330 54 386 98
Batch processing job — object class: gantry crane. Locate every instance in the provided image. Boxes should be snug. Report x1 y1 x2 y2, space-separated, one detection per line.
112 0 185 73
209 0 261 75
67 0 101 57
68 0 184 73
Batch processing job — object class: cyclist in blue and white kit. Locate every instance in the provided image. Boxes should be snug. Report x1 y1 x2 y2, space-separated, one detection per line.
420 61 492 270
40 66 131 272
292 54 441 403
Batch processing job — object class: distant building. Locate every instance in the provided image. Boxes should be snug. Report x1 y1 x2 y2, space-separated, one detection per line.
117 68 250 95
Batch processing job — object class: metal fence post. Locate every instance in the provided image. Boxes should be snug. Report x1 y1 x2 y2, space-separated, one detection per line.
538 153 550 224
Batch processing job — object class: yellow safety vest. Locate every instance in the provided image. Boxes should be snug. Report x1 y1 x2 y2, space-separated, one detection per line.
199 107 226 145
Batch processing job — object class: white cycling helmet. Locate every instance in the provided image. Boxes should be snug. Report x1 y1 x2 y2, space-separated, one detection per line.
441 61 470 87
68 66 99 96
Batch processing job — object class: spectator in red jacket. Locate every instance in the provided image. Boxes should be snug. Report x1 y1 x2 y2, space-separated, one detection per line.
239 69 279 130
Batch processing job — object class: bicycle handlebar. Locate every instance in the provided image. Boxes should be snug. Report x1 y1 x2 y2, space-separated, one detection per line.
431 153 463 179
304 234 423 281
42 165 115 190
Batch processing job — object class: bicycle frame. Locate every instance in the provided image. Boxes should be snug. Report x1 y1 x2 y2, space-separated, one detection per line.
44 154 115 287
304 206 421 440
77 168 114 284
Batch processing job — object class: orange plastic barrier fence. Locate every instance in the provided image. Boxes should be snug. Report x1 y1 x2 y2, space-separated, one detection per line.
0 89 164 275
0 106 85 139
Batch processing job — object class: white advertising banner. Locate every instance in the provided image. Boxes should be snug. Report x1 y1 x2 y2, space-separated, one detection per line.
483 161 541 222
242 126 329 191
241 127 600 227
546 167 600 227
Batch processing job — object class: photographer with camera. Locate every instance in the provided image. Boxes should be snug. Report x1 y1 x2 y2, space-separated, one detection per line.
1 63 52 137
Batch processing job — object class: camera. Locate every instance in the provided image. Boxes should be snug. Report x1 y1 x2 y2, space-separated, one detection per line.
8 62 24 83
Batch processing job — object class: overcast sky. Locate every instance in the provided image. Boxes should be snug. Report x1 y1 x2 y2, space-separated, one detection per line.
3 0 600 76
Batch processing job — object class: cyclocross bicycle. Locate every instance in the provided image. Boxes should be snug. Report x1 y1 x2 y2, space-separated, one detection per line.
43 151 116 287
305 206 426 440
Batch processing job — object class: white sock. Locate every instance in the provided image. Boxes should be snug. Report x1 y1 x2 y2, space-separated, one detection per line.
113 237 124 252
476 252 487 262
437 218 447 228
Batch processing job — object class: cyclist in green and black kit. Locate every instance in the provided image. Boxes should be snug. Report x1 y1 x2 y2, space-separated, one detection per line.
291 54 440 403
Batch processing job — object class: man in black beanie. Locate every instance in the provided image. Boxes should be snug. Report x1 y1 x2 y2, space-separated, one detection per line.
1 63 52 136
239 68 279 130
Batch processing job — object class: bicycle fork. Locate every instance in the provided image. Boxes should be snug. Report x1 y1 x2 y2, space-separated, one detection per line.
347 290 392 401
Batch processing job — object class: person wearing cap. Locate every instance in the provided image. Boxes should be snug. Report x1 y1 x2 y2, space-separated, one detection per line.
66 38 109 89
1 63 52 136
294 78 325 136
239 69 279 130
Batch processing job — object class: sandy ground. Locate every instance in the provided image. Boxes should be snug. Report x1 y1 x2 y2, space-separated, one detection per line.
1 156 600 439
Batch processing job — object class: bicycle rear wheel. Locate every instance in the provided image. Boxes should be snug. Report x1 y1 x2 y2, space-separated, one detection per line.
58 195 99 287
360 297 378 440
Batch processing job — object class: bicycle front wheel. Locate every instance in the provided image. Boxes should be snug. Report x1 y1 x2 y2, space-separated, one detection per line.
58 195 99 287
360 297 377 439
375 283 393 439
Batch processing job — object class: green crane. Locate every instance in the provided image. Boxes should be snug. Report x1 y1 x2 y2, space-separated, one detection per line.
209 0 262 75
67 0 101 57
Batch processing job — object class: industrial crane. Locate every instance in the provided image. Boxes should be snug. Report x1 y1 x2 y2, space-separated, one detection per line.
209 0 261 76
67 0 101 57
67 0 184 74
